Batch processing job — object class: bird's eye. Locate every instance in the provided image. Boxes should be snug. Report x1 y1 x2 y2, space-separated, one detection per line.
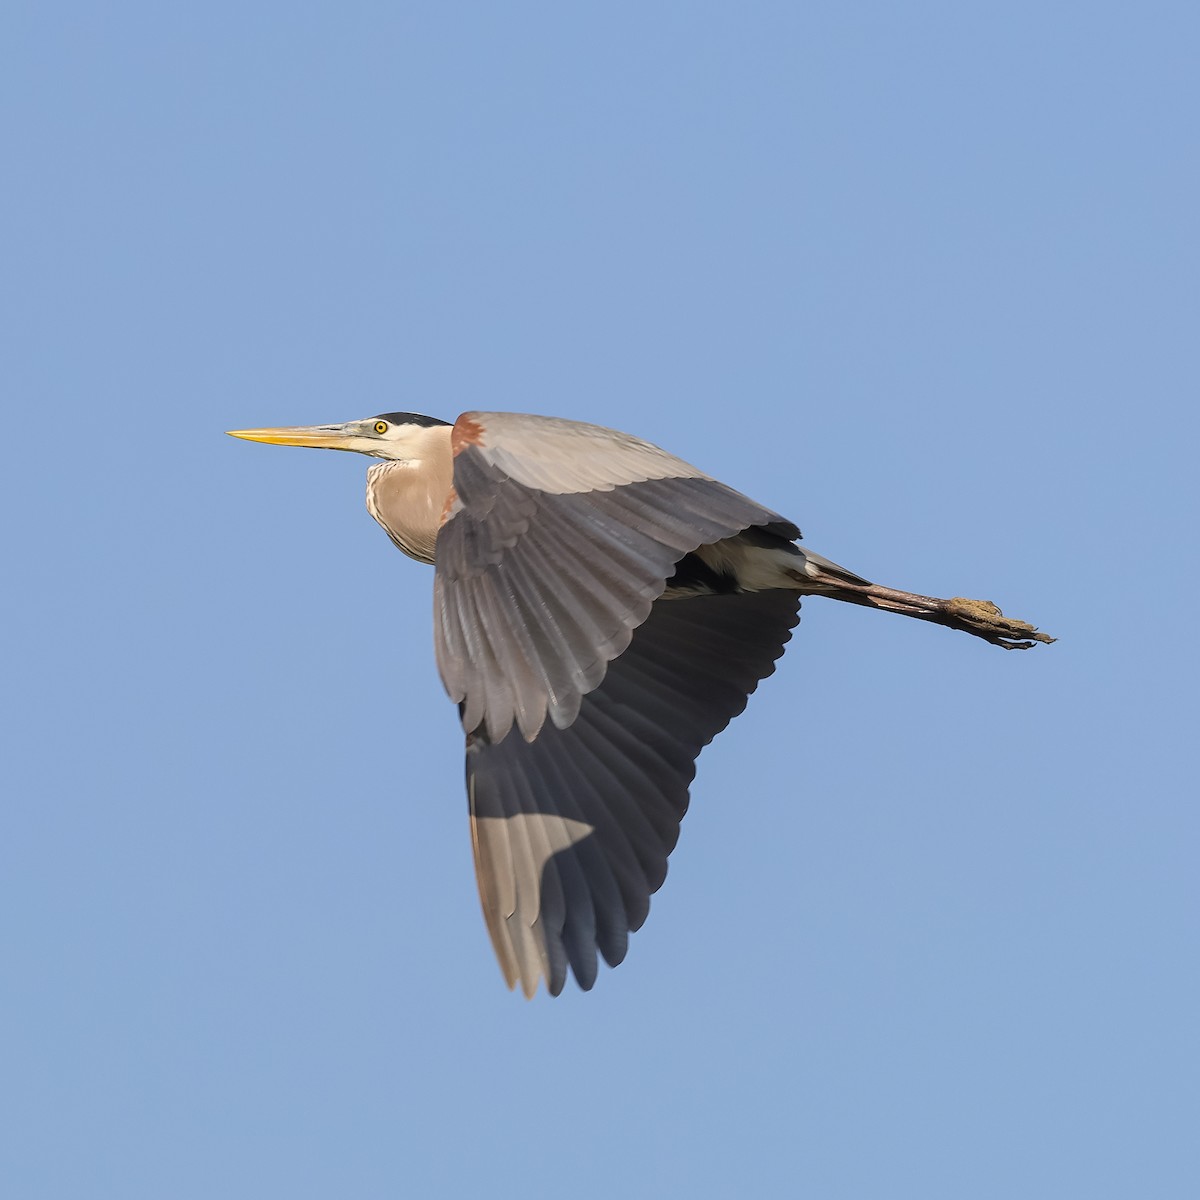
374 421 388 434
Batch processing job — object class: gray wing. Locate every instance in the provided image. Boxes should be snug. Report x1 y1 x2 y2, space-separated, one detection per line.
433 412 804 996
434 411 800 744
466 589 801 997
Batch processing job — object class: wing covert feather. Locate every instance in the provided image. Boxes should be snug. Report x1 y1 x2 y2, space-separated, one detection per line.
437 412 800 743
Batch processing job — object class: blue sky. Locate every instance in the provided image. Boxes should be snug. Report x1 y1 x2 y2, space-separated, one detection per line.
3 3 1197 1196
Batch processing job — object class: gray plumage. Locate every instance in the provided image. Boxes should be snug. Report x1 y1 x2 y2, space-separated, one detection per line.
228 409 1053 998
466 589 801 994
438 448 798 742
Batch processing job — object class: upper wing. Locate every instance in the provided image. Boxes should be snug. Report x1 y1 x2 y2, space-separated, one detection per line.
466 589 802 997
434 412 800 744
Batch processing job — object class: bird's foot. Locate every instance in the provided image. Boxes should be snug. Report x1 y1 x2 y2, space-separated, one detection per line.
941 597 1056 650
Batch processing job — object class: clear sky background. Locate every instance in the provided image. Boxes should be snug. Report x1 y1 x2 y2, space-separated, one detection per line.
3 4 1197 1197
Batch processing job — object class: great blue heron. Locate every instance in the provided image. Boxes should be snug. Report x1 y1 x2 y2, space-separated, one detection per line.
228 410 1052 997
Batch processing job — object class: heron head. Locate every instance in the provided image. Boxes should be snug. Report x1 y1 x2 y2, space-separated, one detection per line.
227 412 451 460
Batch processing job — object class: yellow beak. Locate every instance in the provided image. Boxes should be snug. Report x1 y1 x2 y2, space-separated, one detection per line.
226 424 358 450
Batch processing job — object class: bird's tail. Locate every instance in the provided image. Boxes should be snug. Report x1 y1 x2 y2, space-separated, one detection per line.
794 554 1055 650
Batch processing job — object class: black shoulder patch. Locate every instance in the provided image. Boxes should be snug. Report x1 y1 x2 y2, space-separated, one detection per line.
666 551 741 595
373 412 452 428
739 520 804 546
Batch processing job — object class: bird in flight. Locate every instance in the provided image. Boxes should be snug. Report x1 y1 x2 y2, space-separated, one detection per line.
228 411 1052 997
